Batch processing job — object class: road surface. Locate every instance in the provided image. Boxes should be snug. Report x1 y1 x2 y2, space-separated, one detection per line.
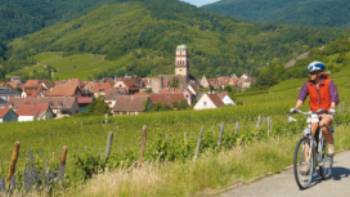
221 151 350 197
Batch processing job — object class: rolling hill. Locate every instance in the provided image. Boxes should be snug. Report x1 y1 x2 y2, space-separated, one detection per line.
0 0 110 42
205 0 350 27
2 0 342 80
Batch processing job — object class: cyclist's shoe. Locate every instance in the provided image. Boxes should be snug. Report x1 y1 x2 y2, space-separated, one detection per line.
301 162 310 175
327 144 335 156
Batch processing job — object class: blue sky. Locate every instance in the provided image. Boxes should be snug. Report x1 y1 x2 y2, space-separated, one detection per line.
181 0 220 7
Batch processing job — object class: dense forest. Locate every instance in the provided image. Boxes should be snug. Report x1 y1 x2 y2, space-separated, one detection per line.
205 0 350 27
0 0 110 42
0 0 345 81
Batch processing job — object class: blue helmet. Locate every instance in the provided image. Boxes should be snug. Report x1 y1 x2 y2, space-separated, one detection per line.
307 61 325 73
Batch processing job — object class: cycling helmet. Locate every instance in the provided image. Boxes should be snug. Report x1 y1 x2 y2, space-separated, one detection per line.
307 61 325 73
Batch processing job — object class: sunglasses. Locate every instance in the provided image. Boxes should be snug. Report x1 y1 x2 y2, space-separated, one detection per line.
309 71 321 75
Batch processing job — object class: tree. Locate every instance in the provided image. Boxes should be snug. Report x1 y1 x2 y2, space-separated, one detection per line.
88 97 110 115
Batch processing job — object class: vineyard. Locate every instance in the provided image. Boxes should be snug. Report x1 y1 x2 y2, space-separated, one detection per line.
1 71 350 196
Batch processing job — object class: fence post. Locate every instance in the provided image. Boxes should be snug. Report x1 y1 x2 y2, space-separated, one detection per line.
58 146 68 182
138 125 148 167
217 123 224 149
256 115 261 129
104 114 109 124
105 132 114 162
235 122 240 135
267 117 272 137
184 132 188 145
193 127 205 162
6 141 20 191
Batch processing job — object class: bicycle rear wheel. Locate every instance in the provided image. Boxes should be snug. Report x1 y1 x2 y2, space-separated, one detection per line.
293 137 314 190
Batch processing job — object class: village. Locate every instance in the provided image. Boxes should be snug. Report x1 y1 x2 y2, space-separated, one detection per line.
0 45 254 123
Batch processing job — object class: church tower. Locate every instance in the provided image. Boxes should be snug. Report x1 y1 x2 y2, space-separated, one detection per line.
175 45 189 78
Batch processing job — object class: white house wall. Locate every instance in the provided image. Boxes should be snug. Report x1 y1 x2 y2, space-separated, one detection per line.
222 95 235 105
194 94 217 110
18 116 35 122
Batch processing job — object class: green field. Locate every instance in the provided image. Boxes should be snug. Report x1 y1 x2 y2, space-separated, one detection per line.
2 58 350 195
11 52 134 80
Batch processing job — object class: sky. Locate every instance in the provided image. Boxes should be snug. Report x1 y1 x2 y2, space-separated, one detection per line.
181 0 220 7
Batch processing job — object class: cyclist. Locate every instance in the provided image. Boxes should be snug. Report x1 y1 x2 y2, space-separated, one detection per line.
291 61 339 160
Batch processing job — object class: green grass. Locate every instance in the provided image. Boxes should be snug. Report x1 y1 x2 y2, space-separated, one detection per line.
2 61 350 195
11 52 134 80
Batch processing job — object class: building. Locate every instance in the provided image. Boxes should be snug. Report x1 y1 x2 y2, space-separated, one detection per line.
150 92 188 108
10 97 79 117
0 87 21 101
114 77 142 94
47 79 82 97
0 106 18 123
16 103 54 122
200 76 210 89
217 92 235 106
175 45 189 79
194 93 225 111
112 95 149 115
22 80 50 97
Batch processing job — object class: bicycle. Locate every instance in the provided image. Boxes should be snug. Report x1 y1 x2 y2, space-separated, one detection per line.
289 110 334 190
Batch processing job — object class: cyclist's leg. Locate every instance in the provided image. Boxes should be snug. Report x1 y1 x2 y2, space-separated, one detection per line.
320 114 335 155
302 122 318 173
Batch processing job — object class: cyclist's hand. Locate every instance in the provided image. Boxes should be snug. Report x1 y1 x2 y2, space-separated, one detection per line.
329 108 336 115
289 108 299 114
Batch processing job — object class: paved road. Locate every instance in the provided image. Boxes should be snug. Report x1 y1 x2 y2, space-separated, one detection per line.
221 151 350 197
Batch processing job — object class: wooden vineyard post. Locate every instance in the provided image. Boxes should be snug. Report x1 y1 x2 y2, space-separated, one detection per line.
193 127 205 162
58 146 68 182
6 141 20 191
105 132 114 163
217 123 224 149
235 122 240 135
267 117 272 137
256 115 261 129
138 125 148 167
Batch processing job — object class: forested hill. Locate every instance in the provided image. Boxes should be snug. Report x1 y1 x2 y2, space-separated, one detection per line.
1 0 343 79
204 0 350 27
0 0 113 43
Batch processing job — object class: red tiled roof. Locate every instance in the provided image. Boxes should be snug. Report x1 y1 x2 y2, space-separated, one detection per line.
158 88 183 94
77 96 93 105
216 92 228 100
86 82 113 93
15 103 50 117
10 97 77 110
48 79 81 97
0 106 10 118
113 95 149 113
207 94 225 107
150 93 187 107
24 80 40 88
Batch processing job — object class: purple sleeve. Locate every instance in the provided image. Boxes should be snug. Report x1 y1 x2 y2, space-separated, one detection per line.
298 83 308 102
329 80 339 104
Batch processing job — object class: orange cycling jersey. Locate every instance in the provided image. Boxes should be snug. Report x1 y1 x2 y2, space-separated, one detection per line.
298 75 339 112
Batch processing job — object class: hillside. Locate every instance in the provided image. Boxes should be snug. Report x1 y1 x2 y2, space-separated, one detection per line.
3 0 341 80
205 0 350 27
0 0 109 43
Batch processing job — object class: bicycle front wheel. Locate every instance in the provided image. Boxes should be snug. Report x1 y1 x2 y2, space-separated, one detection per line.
293 137 314 190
